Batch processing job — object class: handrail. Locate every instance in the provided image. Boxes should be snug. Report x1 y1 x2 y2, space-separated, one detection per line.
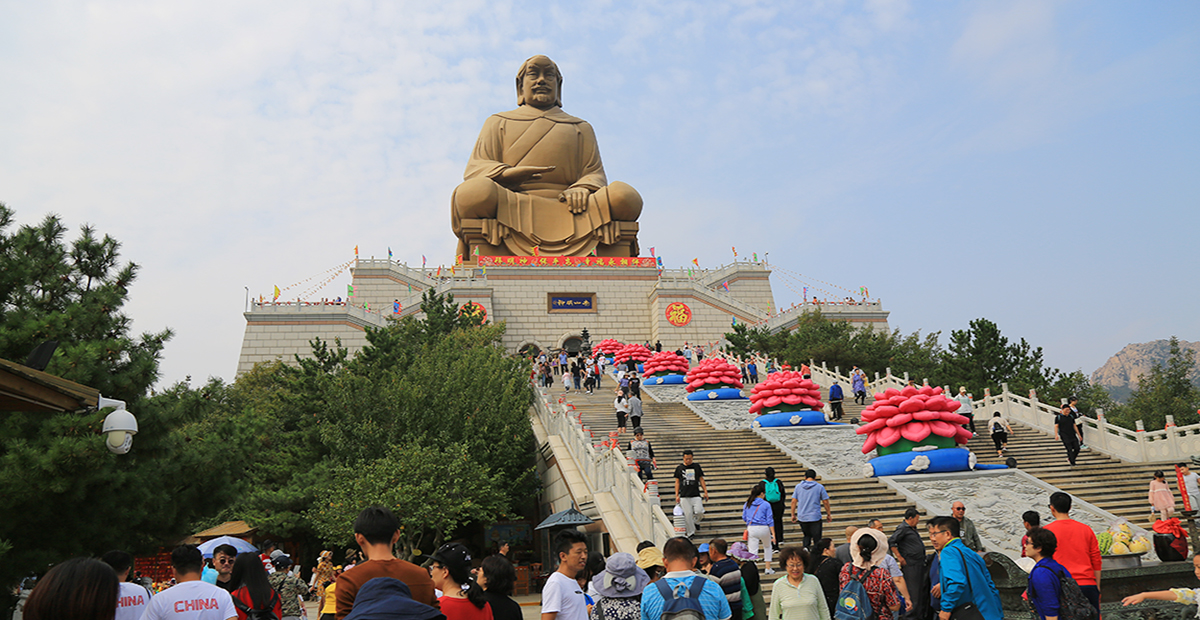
531 388 674 547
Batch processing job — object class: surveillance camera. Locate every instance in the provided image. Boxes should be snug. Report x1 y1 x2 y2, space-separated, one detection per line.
100 398 137 455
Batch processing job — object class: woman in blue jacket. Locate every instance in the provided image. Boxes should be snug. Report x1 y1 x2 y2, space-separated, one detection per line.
1024 528 1076 620
742 482 777 573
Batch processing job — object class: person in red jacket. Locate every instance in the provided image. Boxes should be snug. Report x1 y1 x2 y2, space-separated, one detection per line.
229 553 282 620
1043 492 1102 614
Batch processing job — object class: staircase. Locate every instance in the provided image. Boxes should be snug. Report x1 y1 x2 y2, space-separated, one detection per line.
966 420 1186 530
555 375 935 576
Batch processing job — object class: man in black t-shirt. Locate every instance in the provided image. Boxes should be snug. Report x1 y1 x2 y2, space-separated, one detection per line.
1055 403 1083 466
674 450 709 538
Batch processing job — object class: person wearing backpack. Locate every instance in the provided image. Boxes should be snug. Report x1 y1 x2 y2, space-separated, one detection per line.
762 468 787 549
229 553 283 620
638 537 732 620
836 529 900 620
927 517 1002 620
1024 528 1098 620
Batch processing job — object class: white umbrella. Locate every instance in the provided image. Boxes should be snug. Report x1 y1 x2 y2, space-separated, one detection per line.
197 536 258 558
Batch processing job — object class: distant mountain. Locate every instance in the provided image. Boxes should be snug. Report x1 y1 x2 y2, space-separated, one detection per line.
1091 339 1200 402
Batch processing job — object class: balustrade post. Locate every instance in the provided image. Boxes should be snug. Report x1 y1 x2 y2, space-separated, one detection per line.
1166 415 1181 460
1094 409 1108 453
1136 420 1148 462
903 371 909 382
835 366 840 376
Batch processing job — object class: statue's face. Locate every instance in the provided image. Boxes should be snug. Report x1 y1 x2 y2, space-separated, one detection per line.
520 57 559 109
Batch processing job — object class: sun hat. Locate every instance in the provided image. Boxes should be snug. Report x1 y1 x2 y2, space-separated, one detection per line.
728 542 758 562
592 552 649 598
850 528 890 570
635 546 664 570
697 543 710 553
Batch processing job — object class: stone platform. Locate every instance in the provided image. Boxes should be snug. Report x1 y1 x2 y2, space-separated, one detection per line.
237 258 889 375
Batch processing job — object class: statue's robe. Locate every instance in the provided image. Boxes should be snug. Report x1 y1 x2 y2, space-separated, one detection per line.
452 105 638 257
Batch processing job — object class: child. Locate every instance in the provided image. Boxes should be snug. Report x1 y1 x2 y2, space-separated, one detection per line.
1122 554 1200 611
1020 511 1040 558
1150 471 1176 521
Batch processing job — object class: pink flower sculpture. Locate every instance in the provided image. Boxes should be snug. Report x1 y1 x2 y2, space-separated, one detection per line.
613 343 653 366
642 351 690 378
685 358 745 392
855 385 971 455
748 371 825 414
591 339 624 358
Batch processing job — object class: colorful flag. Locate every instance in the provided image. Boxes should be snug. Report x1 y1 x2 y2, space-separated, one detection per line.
354 245 359 256
687 267 693 278
347 284 354 296
273 285 280 301
532 246 540 257
657 257 663 266
731 316 737 326
732 247 737 257
408 283 412 292
721 281 729 291
482 266 487 276
692 258 699 267
422 255 426 268
589 247 597 257
436 266 441 277
455 254 463 265
393 301 401 313
473 246 480 257
753 252 757 262
388 247 393 260
649 247 655 257
365 302 370 311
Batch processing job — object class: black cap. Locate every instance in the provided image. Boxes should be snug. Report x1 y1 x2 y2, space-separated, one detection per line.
430 543 472 573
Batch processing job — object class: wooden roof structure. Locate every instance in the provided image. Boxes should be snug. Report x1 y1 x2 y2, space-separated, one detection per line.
0 357 100 413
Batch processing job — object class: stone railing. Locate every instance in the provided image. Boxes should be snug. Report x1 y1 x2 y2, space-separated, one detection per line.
805 359 1200 464
976 384 1200 464
807 362 907 396
247 300 391 324
352 258 438 285
532 389 674 546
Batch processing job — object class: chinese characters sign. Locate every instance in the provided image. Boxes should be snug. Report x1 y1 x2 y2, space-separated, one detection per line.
478 255 656 268
548 294 597 314
665 302 692 327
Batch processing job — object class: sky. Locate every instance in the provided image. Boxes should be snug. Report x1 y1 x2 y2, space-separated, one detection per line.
2 0 1197 387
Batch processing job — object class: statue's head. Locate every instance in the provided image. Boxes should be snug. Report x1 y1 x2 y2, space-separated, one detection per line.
516 55 563 109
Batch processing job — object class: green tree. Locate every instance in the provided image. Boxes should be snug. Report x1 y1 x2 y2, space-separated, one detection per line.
306 444 509 559
0 204 237 598
221 291 534 557
1041 370 1115 418
1108 337 1200 430
939 318 1058 396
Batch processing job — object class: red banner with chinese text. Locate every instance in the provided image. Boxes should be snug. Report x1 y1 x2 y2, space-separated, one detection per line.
477 255 656 268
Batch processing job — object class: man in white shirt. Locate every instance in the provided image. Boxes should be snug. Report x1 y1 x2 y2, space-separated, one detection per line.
541 529 589 620
101 550 153 620
141 545 236 620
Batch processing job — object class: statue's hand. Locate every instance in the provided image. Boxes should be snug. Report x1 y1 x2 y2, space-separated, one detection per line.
559 187 590 214
498 165 555 186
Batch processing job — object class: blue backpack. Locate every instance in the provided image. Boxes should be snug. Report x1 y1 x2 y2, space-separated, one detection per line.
656 576 708 620
835 566 878 620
